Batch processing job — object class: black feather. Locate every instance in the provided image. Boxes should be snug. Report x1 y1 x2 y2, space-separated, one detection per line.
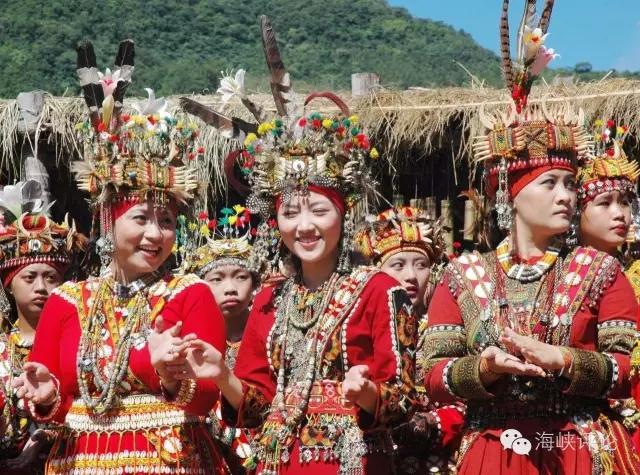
260 15 292 117
113 39 135 125
76 41 103 126
179 97 257 138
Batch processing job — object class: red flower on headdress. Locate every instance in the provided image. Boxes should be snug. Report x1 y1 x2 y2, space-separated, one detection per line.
312 119 322 129
298 118 307 127
607 120 615 129
147 115 157 125
198 211 208 221
197 146 205 154
208 219 217 230
121 114 130 123
97 122 107 132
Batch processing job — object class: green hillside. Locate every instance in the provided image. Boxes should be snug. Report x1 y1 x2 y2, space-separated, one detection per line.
0 0 504 97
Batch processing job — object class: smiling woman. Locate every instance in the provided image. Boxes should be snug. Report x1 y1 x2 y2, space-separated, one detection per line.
11 40 229 475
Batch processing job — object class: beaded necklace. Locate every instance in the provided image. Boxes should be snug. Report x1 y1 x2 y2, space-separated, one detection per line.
496 237 560 283
76 271 170 414
0 328 32 450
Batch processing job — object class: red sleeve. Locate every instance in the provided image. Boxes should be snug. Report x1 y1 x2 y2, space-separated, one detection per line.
28 292 77 423
593 268 638 399
348 273 418 430
422 274 468 404
222 286 276 428
158 281 227 415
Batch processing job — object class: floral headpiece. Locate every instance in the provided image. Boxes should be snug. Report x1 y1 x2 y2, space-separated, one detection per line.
473 0 591 230
354 206 444 265
71 40 204 268
180 16 379 274
176 205 264 278
577 119 639 203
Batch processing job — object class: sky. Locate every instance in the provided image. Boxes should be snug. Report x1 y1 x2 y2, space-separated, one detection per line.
388 0 640 72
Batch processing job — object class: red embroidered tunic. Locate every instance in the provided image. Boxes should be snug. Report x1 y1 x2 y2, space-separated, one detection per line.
28 273 228 475
223 268 417 475
424 248 640 475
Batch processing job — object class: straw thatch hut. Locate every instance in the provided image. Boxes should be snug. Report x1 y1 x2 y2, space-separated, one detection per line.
1 78 640 242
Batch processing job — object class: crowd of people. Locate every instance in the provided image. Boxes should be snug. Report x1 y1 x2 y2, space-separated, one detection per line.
1 4 640 475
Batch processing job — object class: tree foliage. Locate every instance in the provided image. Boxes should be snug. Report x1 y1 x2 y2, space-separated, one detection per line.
0 0 505 97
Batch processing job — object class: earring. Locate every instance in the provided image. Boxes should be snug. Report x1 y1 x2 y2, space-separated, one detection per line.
97 234 114 273
337 212 354 274
495 159 513 231
565 209 580 248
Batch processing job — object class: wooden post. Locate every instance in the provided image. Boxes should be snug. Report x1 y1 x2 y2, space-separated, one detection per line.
351 73 380 98
441 199 454 254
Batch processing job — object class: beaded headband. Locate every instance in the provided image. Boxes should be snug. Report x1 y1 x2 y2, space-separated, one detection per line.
176 205 264 278
354 206 445 265
577 120 639 203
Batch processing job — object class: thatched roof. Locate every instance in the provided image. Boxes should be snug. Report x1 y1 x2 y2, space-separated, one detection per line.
2 78 640 193
358 78 640 164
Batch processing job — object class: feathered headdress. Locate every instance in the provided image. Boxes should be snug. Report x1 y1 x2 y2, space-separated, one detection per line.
354 206 445 265
473 0 592 230
72 40 206 269
180 16 379 274
72 40 204 207
577 119 639 203
0 180 86 276
180 16 379 218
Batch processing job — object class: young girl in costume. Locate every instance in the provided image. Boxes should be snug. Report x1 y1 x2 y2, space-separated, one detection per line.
0 181 85 474
178 210 262 473
576 119 640 451
355 206 463 474
166 16 417 475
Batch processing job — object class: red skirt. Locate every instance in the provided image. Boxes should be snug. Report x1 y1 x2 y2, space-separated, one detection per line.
457 418 640 475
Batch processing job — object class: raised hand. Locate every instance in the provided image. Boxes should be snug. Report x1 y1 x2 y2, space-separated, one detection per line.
499 327 565 372
11 362 57 406
147 316 191 382
342 365 377 413
167 339 227 381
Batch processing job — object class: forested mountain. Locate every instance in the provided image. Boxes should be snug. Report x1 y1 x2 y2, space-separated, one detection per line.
0 0 504 97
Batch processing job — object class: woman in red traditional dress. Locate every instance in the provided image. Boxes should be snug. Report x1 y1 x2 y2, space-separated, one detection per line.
170 17 417 473
0 180 86 474
575 119 640 451
354 206 463 474
178 208 263 473
11 40 228 475
423 4 640 473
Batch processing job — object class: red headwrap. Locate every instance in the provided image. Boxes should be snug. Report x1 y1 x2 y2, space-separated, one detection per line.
486 163 576 199
111 195 179 221
2 261 69 288
275 184 346 215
